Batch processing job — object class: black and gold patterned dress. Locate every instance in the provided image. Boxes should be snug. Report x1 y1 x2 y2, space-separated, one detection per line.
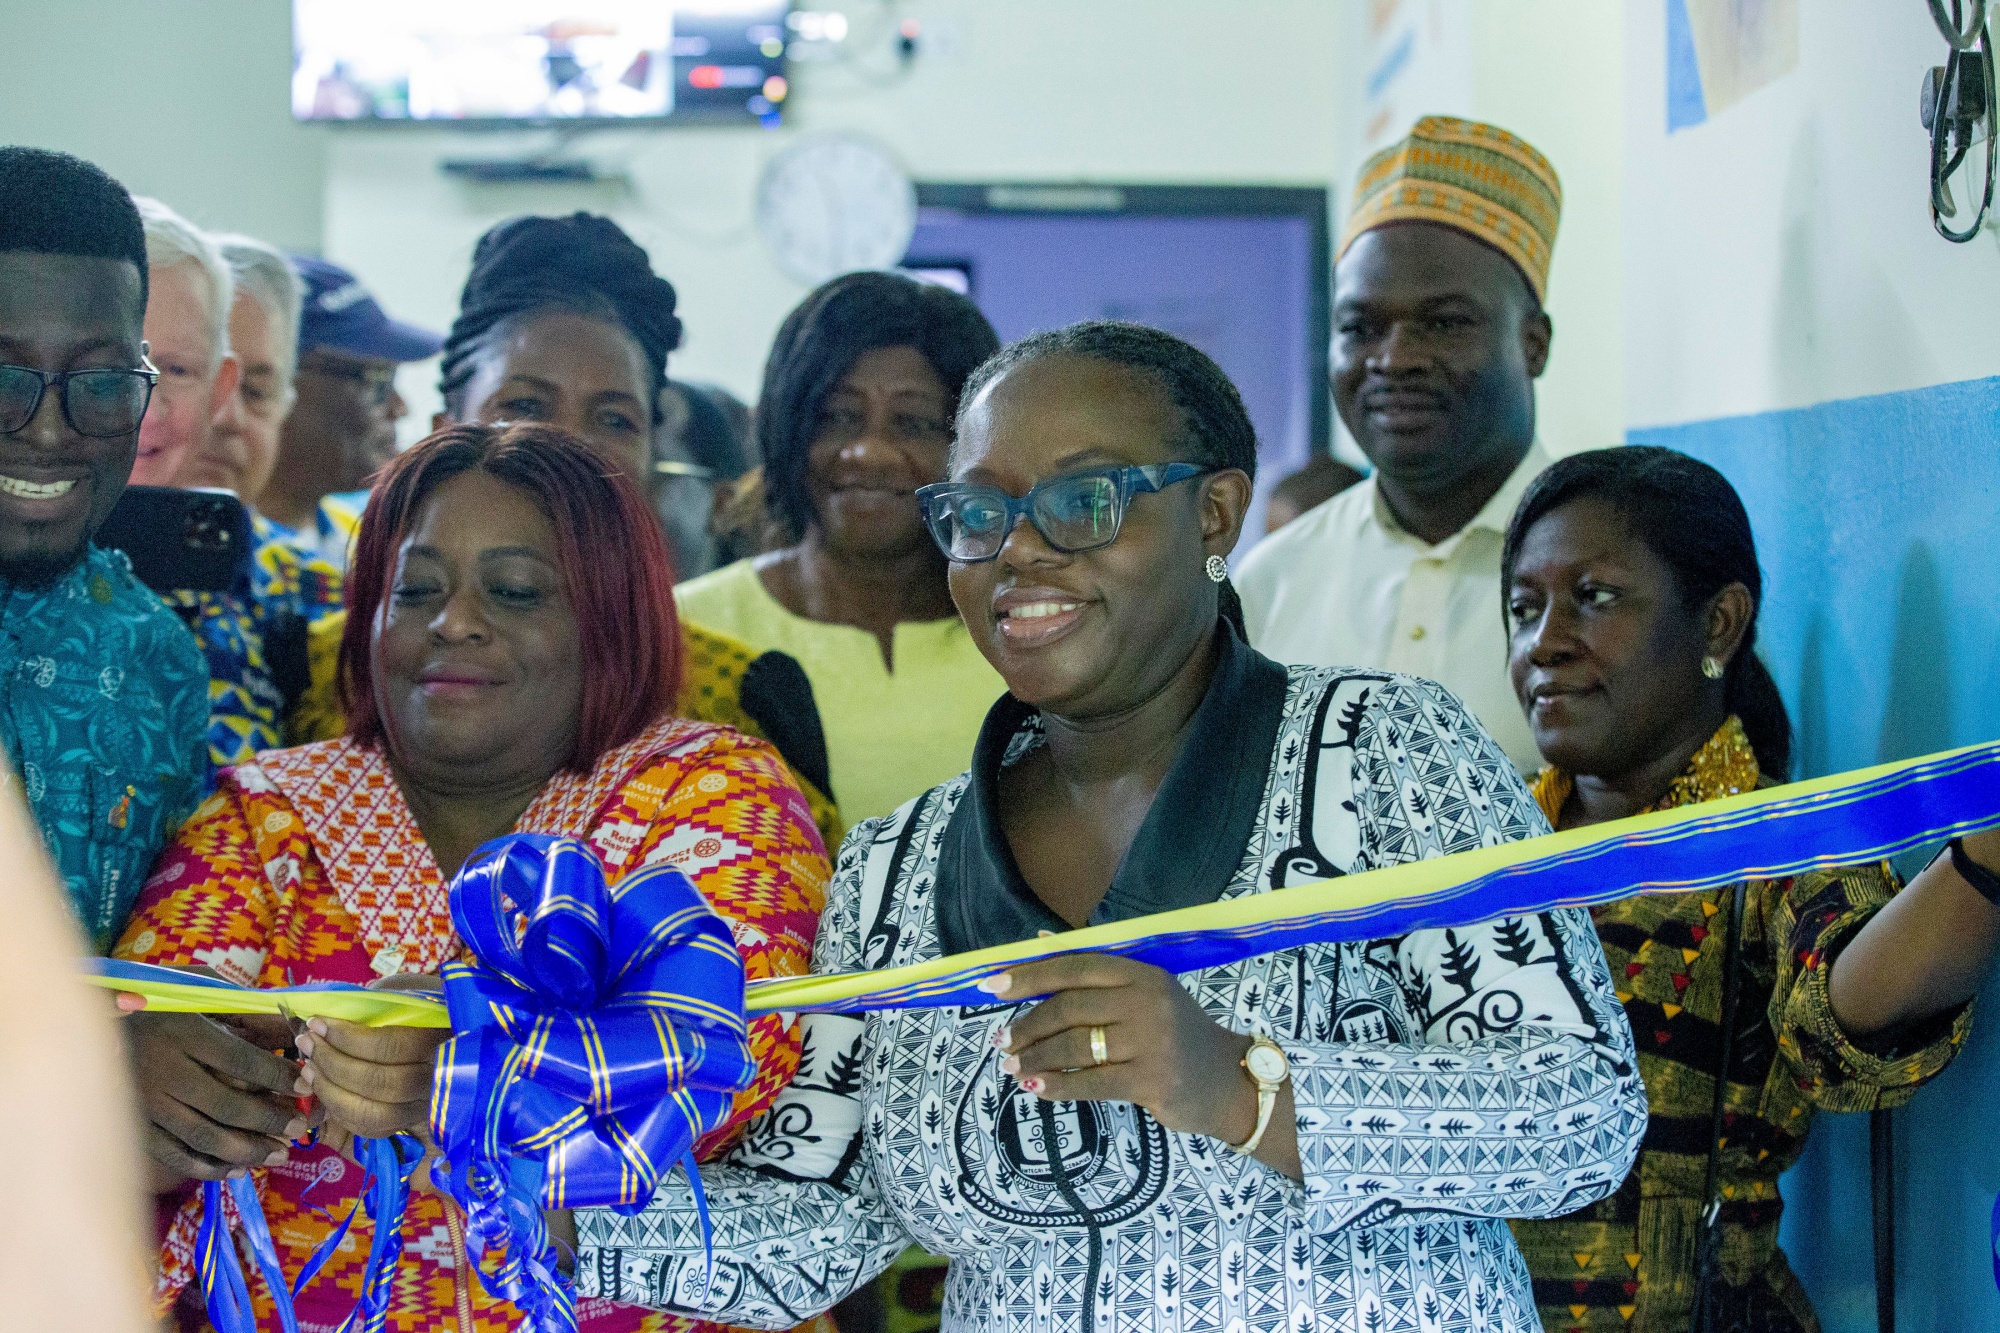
1509 717 1974 1332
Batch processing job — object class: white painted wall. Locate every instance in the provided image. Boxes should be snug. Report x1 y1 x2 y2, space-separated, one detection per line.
1624 0 2000 428
1331 0 1627 462
1467 2 1626 455
321 0 1354 426
2 1 1358 434
0 0 326 251
1622 7 2000 1330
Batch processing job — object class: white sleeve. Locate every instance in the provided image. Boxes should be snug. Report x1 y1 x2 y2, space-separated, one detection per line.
1284 676 1647 1232
575 815 915 1328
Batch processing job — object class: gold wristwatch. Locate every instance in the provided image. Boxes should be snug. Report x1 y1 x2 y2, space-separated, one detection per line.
1226 1036 1290 1155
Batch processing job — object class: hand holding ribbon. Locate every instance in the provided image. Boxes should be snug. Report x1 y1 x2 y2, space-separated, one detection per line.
98 742 2000 1328
429 835 756 1330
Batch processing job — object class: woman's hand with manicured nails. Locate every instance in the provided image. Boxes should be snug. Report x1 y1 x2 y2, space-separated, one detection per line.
296 973 450 1140
126 1010 315 1186
984 954 1300 1180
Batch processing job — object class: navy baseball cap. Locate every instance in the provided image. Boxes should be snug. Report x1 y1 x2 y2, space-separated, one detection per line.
291 254 444 363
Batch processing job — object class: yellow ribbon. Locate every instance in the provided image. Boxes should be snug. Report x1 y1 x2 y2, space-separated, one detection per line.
90 740 2000 1026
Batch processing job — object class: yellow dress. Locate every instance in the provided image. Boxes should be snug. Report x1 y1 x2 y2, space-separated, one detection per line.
672 559 1003 825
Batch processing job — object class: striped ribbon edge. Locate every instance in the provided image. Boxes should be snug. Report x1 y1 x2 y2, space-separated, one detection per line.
87 741 2000 1025
744 740 2000 1015
85 960 452 1026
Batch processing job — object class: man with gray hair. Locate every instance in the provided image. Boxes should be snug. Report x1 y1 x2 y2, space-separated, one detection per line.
132 196 237 486
133 204 339 768
177 234 302 500
188 236 344 750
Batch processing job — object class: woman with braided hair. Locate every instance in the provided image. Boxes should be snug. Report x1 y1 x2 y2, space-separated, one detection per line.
292 212 841 845
439 211 841 844
434 211 681 481
571 322 1644 1333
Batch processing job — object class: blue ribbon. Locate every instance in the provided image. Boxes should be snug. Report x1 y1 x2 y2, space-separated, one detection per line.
754 740 2000 1014
193 1136 420 1333
428 835 755 1330
341 1135 427 1333
185 833 748 1332
195 1175 262 1333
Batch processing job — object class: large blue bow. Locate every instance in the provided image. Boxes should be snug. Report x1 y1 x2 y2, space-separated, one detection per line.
429 834 755 1330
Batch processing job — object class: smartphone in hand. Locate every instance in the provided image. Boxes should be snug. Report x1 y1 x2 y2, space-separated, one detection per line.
94 486 253 594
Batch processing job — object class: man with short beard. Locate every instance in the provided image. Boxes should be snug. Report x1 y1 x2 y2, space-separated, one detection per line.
0 146 208 950
1237 117 1561 772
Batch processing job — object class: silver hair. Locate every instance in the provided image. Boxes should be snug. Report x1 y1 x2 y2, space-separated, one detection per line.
214 233 303 405
135 196 232 374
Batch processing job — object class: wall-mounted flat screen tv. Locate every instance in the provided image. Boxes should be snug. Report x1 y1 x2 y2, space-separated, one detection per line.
292 1 790 126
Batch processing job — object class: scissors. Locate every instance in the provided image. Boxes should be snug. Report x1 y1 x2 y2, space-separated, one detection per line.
278 972 320 1146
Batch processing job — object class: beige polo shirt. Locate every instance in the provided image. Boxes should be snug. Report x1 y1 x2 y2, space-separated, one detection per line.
1235 442 1551 773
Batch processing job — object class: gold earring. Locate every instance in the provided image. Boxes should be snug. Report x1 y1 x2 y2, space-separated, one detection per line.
1701 655 1725 680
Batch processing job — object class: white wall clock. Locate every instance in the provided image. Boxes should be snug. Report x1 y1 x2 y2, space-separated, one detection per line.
755 134 918 286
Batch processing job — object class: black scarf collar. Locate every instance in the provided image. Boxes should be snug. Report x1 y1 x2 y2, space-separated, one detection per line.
934 623 1291 956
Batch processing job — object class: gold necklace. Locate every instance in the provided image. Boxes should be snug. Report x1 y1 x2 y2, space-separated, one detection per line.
1531 715 1761 824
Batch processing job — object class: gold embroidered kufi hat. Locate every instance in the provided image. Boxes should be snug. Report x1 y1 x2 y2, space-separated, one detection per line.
1338 115 1563 303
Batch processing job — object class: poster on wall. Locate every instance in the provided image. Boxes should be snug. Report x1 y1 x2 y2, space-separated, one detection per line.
1359 0 1473 153
1667 0 1800 131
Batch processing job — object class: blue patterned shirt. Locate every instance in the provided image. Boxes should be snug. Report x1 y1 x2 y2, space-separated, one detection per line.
260 490 366 574
0 545 209 949
167 513 344 770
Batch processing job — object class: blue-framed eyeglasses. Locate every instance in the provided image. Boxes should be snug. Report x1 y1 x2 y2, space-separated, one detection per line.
915 463 1213 563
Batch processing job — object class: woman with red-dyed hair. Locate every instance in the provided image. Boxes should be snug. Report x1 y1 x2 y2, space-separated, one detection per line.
113 423 831 1333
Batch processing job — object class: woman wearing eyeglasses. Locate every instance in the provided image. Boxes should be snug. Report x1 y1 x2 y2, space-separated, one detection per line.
572 322 1646 1333
671 271 1005 824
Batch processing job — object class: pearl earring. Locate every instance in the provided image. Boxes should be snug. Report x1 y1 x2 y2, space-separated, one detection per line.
1701 655 1725 680
1205 555 1228 584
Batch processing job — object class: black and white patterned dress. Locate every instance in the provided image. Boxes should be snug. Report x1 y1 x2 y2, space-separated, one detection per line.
578 631 1647 1332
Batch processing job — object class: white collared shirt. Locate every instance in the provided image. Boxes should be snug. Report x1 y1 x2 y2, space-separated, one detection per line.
1235 441 1552 772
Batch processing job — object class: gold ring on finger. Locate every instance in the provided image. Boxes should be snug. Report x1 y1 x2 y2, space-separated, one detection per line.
1089 1024 1110 1067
